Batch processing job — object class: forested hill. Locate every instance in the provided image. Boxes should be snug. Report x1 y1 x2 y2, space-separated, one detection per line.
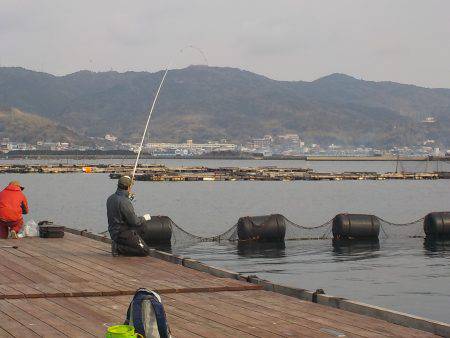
0 108 88 144
1 66 450 146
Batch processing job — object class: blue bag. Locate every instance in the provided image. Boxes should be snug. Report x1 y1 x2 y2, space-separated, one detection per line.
124 288 171 338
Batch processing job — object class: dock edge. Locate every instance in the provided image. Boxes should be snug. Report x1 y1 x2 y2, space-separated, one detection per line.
65 227 450 337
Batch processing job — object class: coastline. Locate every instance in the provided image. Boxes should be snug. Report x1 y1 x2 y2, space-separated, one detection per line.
0 151 449 162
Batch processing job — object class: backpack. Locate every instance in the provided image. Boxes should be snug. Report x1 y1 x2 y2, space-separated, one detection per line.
124 289 171 338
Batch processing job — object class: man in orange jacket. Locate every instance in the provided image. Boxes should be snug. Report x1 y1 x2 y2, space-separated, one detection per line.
0 181 29 239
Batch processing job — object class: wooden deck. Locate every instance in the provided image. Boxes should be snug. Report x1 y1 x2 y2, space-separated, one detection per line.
0 233 440 337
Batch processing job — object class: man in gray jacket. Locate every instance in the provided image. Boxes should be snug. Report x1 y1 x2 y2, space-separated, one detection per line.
106 175 151 256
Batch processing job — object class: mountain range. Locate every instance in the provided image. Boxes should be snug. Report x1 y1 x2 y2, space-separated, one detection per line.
1 65 450 147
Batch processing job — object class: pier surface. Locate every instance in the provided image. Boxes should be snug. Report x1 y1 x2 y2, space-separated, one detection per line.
0 233 442 337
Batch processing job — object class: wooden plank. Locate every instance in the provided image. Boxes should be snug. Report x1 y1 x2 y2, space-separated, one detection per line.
0 254 49 284
8 283 43 298
244 290 437 338
5 234 255 295
29 283 66 298
82 296 202 338
204 290 385 338
0 285 24 299
0 308 40 337
98 294 257 337
0 299 67 336
165 292 333 337
0 263 34 284
0 327 14 337
44 238 238 287
0 234 442 338
7 298 94 338
32 297 106 337
50 297 121 326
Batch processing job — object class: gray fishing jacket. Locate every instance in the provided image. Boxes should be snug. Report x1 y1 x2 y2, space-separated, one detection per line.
106 189 144 241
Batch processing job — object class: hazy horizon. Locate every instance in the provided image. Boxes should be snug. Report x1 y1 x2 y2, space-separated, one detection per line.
1 0 449 88
3 64 450 90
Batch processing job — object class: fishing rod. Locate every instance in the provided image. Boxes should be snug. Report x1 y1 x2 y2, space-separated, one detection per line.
99 46 208 236
131 45 209 182
131 67 169 181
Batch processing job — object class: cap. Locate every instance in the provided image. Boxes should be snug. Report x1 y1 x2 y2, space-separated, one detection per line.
10 180 24 191
118 175 133 189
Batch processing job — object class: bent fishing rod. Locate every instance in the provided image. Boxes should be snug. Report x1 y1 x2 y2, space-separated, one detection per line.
131 67 169 181
131 45 209 183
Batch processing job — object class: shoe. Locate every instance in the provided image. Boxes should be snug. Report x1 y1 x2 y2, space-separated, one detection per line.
10 230 18 239
111 241 119 256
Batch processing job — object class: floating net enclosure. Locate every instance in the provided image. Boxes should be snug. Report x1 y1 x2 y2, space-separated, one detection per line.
101 214 433 249
284 217 332 240
378 218 425 239
169 214 333 247
169 214 430 247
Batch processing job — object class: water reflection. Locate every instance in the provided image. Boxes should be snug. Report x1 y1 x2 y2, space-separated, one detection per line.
332 239 380 261
423 238 450 255
237 241 286 258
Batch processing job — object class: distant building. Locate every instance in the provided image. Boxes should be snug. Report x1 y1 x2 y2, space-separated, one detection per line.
421 117 436 123
105 134 118 142
0 142 11 153
146 139 237 155
251 135 273 149
277 134 300 143
57 142 70 150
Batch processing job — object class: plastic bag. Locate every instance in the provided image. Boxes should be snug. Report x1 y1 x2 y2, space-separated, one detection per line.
19 219 39 237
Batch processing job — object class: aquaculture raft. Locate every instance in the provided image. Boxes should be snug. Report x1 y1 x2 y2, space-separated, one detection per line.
0 163 449 180
0 232 445 337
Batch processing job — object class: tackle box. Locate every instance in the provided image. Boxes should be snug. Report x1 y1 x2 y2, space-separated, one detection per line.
38 221 65 238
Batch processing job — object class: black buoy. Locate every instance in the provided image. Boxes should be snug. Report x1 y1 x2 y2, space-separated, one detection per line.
424 212 450 239
237 214 286 242
332 214 380 240
139 216 172 245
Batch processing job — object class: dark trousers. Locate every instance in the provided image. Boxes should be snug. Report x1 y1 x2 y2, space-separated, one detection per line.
115 229 150 256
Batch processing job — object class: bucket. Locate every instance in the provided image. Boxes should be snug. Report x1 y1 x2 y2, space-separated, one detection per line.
105 325 143 338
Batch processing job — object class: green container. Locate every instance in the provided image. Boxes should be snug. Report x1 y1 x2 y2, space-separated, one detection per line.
106 325 142 338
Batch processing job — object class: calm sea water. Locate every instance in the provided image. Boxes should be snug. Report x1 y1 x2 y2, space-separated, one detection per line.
0 159 449 323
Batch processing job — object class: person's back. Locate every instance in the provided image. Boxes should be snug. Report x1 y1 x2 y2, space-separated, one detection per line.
107 189 134 241
0 181 28 239
106 175 151 256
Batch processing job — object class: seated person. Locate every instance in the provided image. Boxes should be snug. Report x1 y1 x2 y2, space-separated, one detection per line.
106 175 151 256
0 181 29 239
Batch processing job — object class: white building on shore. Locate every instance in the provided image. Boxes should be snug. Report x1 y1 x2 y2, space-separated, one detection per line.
144 140 237 154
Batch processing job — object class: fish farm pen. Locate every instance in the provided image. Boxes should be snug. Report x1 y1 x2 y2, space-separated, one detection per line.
0 163 449 181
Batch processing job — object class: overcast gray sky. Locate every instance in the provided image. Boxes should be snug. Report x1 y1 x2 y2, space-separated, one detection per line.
1 0 449 87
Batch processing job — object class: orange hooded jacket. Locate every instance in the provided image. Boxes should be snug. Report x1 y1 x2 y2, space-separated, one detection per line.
0 184 29 222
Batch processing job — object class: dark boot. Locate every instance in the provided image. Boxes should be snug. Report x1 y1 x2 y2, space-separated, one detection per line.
111 241 119 256
115 230 150 256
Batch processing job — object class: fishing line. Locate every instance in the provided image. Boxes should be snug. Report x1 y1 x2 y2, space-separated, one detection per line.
131 45 209 181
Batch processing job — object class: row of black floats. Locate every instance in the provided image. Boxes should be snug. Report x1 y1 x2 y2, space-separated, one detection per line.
136 212 450 246
237 212 450 242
